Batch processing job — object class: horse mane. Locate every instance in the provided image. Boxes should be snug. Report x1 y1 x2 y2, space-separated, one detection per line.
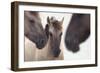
52 20 62 30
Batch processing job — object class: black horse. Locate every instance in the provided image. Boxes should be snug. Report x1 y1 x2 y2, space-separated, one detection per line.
65 14 90 52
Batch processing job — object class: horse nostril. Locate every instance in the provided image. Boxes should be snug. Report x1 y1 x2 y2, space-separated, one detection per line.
53 49 61 57
36 38 45 49
40 39 45 44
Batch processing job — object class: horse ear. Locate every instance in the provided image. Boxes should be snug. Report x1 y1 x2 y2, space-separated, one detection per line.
47 16 50 24
60 17 64 25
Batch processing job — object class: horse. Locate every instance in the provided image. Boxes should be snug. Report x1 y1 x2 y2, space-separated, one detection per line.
24 11 47 49
24 11 47 61
65 14 90 53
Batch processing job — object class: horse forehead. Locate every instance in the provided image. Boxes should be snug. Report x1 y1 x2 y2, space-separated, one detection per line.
49 26 61 35
49 25 54 33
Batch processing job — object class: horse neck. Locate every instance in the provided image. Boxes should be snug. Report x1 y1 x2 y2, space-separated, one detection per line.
43 36 56 60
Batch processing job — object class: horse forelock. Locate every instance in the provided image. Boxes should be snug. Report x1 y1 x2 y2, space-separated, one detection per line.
52 20 62 30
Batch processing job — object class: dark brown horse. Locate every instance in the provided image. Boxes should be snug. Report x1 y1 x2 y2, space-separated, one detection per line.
24 11 47 49
65 14 90 52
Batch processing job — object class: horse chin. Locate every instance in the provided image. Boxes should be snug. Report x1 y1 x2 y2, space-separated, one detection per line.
36 41 47 49
54 54 60 57
53 49 61 57
36 44 44 49
70 45 80 53
36 37 48 49
65 36 80 53
65 43 80 53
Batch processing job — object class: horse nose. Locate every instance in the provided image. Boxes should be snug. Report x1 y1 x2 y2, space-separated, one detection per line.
65 36 80 52
53 49 61 57
39 39 45 45
37 38 46 49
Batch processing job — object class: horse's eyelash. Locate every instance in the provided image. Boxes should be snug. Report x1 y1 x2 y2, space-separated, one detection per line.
29 19 35 23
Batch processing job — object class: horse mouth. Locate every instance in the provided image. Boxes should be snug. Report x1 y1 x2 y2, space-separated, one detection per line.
53 49 61 57
36 43 45 49
36 38 47 49
54 54 60 57
65 35 80 53
66 43 80 53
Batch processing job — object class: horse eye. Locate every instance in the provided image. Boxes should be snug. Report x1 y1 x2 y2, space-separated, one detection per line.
29 19 35 23
60 32 62 37
49 32 52 37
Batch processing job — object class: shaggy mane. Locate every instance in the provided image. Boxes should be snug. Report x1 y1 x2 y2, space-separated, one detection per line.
52 20 62 30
